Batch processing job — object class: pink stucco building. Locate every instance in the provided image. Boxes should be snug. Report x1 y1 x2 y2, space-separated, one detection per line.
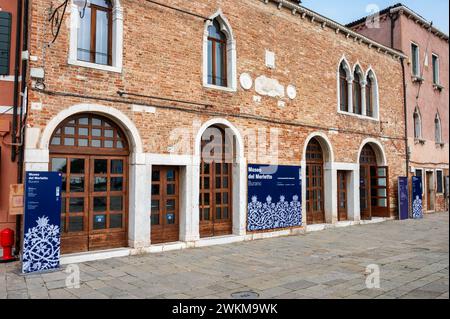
349 3 449 213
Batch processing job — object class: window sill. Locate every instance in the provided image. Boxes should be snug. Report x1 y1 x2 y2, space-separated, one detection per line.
436 142 445 148
433 83 444 92
68 59 122 73
414 138 426 145
411 75 424 84
203 83 237 93
337 110 379 122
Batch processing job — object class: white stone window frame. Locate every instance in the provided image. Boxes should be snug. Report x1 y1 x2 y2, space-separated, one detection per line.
432 53 440 85
410 41 421 77
68 0 124 73
413 107 423 140
336 57 379 121
202 10 237 92
435 112 442 144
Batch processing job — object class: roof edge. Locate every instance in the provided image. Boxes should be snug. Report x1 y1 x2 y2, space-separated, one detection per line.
265 0 407 59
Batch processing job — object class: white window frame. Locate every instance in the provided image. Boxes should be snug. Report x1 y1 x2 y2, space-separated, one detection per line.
202 10 237 92
435 113 442 144
432 53 440 85
410 42 420 77
336 59 379 122
413 107 423 140
68 0 123 73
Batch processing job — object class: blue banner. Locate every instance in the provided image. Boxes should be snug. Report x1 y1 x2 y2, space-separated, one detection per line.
398 177 409 220
412 176 423 219
22 172 62 274
247 165 302 231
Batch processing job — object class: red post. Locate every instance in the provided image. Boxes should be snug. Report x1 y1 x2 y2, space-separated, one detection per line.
0 228 16 262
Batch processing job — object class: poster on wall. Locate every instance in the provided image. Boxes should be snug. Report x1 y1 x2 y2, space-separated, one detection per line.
411 176 423 219
247 164 302 231
22 172 62 274
398 177 409 220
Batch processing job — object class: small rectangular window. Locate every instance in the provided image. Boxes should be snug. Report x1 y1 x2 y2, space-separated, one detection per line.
411 43 420 76
436 170 443 193
0 11 12 75
432 54 439 85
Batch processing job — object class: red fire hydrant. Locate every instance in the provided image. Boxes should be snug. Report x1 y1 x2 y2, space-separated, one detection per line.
0 228 16 263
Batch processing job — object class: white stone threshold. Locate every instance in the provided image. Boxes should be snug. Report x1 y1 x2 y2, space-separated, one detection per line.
60 218 393 264
306 217 393 232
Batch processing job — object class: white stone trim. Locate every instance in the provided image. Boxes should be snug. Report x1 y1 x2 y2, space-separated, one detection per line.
365 67 380 120
302 132 336 224
25 103 148 249
202 9 237 92
68 0 123 73
337 55 352 113
193 118 246 238
38 103 143 153
357 138 388 166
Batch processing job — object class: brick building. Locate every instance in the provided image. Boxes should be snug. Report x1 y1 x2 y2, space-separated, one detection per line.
0 0 27 249
348 3 449 214
11 0 409 258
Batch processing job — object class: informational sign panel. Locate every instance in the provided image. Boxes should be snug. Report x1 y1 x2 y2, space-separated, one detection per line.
398 177 409 220
411 176 423 219
247 164 302 231
22 172 62 274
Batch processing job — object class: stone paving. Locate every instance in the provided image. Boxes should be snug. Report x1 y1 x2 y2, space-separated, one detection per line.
1 212 448 299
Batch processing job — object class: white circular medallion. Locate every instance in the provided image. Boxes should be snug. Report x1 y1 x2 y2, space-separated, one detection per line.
286 85 297 100
239 73 253 90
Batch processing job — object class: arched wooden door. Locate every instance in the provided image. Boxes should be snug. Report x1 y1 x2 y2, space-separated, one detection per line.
306 138 325 224
359 144 389 219
199 126 233 238
49 114 129 254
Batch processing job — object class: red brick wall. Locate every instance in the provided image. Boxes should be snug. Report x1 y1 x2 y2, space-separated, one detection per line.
26 0 407 216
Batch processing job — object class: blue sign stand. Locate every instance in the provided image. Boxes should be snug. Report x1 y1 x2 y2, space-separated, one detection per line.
22 172 62 274
398 177 409 220
247 164 302 231
411 176 423 219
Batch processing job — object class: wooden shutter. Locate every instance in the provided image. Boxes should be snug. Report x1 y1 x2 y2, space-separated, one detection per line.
0 11 12 75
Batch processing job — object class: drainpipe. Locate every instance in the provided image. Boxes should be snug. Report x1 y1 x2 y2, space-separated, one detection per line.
14 0 29 257
11 0 23 162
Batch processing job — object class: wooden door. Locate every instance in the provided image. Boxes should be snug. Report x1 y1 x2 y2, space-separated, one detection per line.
370 166 390 217
151 166 180 244
306 138 325 224
337 171 348 221
88 157 128 250
49 114 129 254
359 145 377 220
199 126 233 238
426 171 435 211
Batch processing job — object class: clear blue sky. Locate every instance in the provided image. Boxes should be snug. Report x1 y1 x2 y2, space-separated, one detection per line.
301 0 449 34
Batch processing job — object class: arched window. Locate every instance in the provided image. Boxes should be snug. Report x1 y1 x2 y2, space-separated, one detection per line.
353 69 362 115
366 77 373 117
339 64 349 112
70 0 123 72
207 20 227 87
435 114 442 143
203 13 236 91
413 109 422 139
365 69 379 119
77 0 113 65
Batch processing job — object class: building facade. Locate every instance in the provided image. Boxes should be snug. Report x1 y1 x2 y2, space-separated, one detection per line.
0 0 26 246
18 0 408 257
348 3 449 214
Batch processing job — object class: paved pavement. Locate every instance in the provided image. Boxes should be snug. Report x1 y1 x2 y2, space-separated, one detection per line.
1 212 448 299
